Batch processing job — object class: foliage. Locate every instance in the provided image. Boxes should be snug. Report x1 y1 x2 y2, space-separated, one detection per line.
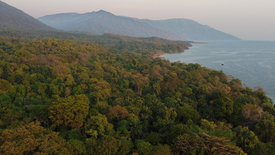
0 122 72 154
49 94 90 129
0 36 274 154
233 126 260 154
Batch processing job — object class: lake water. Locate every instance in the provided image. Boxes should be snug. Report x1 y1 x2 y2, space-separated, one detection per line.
162 40 275 102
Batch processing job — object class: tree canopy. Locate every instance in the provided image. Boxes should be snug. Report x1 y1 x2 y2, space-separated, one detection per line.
0 36 274 154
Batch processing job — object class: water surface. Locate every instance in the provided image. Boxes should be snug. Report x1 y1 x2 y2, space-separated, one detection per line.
163 40 275 102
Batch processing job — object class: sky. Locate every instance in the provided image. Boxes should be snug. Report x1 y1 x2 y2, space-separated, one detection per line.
2 0 275 41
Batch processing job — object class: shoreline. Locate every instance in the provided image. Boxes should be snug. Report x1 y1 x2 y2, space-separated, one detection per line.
152 41 208 59
152 41 195 59
160 40 275 102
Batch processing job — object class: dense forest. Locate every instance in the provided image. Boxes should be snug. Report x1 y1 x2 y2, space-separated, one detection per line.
0 35 274 155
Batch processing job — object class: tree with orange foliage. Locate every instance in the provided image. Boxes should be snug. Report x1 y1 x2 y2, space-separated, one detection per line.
132 73 149 95
108 105 129 122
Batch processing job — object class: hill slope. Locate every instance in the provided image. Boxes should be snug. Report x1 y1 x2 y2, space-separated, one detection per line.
39 10 239 41
0 37 273 155
0 1 53 32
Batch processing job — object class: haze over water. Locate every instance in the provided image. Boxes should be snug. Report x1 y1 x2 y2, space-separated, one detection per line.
163 40 275 102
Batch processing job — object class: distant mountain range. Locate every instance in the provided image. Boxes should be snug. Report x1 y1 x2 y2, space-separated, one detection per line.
0 1 239 41
38 10 183 41
140 19 239 41
39 10 240 41
0 1 53 32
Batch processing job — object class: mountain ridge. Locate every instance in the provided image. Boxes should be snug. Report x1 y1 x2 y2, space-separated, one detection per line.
140 18 239 40
39 10 184 41
39 10 240 41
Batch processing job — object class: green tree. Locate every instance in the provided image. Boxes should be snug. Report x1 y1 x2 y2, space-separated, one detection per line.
234 126 260 154
255 112 275 142
85 114 113 138
209 91 234 120
49 94 90 129
153 144 173 155
176 104 201 123
86 136 121 155
89 78 111 103
136 140 153 155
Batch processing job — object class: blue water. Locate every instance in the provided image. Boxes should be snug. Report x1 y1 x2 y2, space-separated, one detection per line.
162 40 275 102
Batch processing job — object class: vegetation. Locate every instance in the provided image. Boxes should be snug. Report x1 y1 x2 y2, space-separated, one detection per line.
0 35 274 155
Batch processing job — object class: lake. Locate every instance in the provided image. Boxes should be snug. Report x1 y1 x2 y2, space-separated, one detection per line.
162 40 275 102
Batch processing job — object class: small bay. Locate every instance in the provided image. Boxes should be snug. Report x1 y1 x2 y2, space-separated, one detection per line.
162 40 275 102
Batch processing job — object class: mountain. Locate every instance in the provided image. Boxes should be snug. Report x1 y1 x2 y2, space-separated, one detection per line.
0 1 53 32
140 19 240 41
39 10 184 41
39 10 240 41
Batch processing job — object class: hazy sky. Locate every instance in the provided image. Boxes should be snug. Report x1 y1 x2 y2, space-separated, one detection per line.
2 0 275 41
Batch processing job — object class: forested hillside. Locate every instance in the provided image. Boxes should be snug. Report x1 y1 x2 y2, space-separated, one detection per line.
0 36 274 154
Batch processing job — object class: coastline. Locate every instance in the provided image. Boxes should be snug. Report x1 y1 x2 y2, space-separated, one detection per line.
152 41 196 59
160 40 275 102
152 41 208 59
